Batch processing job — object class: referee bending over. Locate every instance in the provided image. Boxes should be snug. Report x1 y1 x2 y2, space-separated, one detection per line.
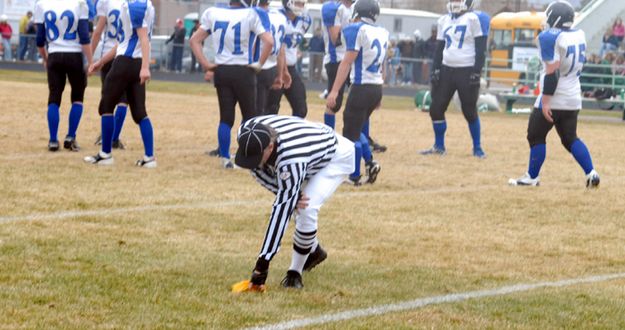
232 115 355 291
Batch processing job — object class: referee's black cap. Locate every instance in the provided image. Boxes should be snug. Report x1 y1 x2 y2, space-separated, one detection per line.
235 122 272 169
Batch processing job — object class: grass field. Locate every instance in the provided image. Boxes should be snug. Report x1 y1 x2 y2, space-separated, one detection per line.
1 69 625 329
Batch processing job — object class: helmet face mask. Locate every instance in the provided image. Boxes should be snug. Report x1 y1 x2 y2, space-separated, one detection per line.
544 0 575 30
282 0 307 16
447 0 476 15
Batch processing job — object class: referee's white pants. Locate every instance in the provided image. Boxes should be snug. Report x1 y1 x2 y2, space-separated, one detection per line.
295 135 355 234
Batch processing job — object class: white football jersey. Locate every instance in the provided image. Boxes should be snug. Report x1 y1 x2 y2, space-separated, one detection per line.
534 28 586 111
115 0 154 59
95 0 124 57
322 1 352 64
34 0 90 53
343 22 389 85
437 11 490 67
283 10 311 66
259 8 289 70
200 6 271 66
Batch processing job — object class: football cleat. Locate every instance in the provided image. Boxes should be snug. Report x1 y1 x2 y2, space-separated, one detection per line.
280 270 304 289
365 160 381 184
420 146 446 156
346 175 364 186
221 157 234 169
136 156 157 168
84 151 114 166
586 170 600 188
473 147 486 159
303 245 327 272
94 134 102 146
206 148 220 157
368 137 387 153
112 140 125 150
508 173 540 186
48 140 60 152
64 136 80 152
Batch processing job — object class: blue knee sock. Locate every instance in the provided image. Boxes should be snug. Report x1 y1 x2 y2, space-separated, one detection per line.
112 105 128 142
139 117 154 157
351 141 362 178
361 120 370 139
324 113 336 129
47 103 60 142
433 120 447 150
528 144 546 179
67 103 83 138
101 115 114 154
359 133 372 163
468 118 481 149
570 139 594 175
218 122 231 159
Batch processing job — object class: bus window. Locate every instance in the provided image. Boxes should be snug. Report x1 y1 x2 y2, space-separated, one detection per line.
514 29 536 43
491 29 512 50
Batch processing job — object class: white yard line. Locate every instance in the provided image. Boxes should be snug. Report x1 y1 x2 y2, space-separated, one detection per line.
0 185 498 224
246 272 625 330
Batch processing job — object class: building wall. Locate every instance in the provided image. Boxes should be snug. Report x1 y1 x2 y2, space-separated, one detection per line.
152 0 201 35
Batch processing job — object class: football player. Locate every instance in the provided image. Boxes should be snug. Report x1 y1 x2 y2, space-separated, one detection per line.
35 0 93 152
190 0 273 169
91 0 128 149
84 0 157 168
420 0 490 158
326 0 386 186
509 0 600 188
254 0 289 116
265 0 311 118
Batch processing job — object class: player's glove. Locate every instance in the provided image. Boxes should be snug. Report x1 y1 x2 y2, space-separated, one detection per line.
469 72 481 86
430 69 441 86
248 62 263 74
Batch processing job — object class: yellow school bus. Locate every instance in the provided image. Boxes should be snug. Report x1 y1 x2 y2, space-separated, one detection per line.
488 11 545 85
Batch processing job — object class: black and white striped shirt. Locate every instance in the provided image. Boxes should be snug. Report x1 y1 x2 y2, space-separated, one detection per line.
239 115 338 261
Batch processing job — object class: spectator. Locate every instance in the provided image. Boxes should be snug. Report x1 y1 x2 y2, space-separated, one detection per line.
386 40 400 86
189 19 200 73
613 18 625 44
423 25 438 84
18 11 32 61
599 29 619 58
0 15 12 61
412 29 426 84
308 27 324 82
25 17 37 61
166 19 186 72
398 37 414 85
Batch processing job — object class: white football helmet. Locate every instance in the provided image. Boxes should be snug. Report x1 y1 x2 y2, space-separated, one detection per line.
447 0 478 14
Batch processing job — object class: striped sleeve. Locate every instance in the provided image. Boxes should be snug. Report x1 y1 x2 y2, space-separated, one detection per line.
258 162 307 261
251 168 279 194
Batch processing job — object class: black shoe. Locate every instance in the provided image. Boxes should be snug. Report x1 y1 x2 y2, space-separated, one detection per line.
303 245 327 272
48 140 59 152
280 270 303 289
94 134 102 146
63 136 80 152
206 148 219 157
112 139 125 150
365 160 381 184
368 137 387 153
346 175 364 186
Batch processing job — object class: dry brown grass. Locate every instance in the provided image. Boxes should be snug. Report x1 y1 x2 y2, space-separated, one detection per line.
1 76 625 328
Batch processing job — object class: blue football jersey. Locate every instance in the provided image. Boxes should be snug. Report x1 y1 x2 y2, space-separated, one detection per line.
34 0 90 53
342 22 389 85
322 0 351 64
437 11 490 68
534 28 586 110
282 9 311 66
200 6 270 66
116 0 155 59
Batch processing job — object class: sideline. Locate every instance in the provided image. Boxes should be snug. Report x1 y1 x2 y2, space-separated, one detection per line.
245 272 625 330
